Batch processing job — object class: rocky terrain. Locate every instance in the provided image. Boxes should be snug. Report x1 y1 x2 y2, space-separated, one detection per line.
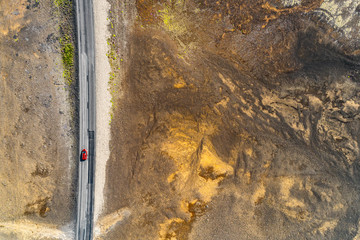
0 0 76 238
100 0 360 239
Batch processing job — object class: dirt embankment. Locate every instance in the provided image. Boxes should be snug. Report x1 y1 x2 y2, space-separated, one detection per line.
0 0 77 238
102 0 360 239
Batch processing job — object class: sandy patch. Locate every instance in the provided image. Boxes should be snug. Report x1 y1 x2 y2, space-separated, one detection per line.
93 0 111 228
0 220 73 240
94 208 131 237
0 0 30 37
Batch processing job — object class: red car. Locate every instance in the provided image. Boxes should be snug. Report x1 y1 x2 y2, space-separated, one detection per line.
81 149 88 160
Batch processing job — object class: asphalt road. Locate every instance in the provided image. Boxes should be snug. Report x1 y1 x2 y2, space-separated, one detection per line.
75 0 96 239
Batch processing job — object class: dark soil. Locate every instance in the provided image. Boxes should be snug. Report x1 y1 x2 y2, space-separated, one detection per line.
104 0 360 239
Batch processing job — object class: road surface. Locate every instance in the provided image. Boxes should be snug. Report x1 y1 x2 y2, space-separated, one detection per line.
75 0 96 239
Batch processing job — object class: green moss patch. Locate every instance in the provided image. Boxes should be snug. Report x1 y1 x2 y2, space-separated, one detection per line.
53 0 75 86
60 35 74 84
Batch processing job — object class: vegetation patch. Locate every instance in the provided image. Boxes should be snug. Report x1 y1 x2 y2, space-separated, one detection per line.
60 34 74 85
106 9 123 124
53 0 75 86
54 0 73 13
